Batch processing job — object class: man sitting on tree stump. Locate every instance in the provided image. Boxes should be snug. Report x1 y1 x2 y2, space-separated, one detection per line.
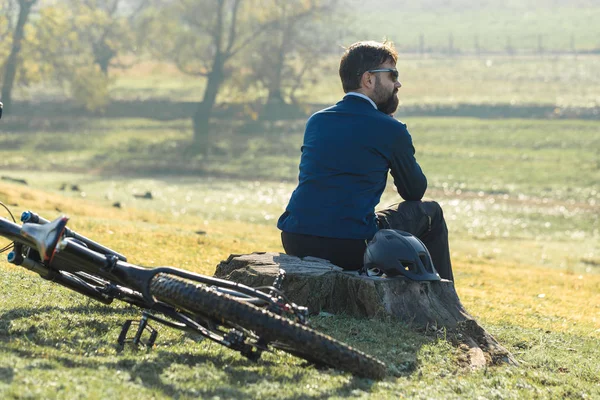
277 40 454 281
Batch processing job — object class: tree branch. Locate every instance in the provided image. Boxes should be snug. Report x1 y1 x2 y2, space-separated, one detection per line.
107 0 119 16
224 0 241 55
127 0 148 25
213 0 225 52
173 37 210 76
228 17 280 59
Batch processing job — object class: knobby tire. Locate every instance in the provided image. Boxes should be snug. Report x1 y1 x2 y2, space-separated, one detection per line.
149 273 386 380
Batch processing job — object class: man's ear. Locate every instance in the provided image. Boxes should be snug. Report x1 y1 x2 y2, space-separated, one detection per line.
360 71 375 90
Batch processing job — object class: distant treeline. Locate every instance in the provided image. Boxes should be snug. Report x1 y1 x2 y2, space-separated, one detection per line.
0 0 350 149
2 0 598 150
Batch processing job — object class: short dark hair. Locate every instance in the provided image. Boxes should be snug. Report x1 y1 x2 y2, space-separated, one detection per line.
339 41 398 93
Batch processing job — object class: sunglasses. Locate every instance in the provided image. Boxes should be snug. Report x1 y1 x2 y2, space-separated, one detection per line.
366 68 399 82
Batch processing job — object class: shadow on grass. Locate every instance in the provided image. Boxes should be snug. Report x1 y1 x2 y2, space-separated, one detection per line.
0 304 396 398
0 366 14 384
399 103 600 120
0 303 136 322
0 342 250 398
0 304 139 351
6 99 600 122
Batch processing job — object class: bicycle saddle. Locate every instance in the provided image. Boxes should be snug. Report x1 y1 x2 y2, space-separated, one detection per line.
21 216 69 263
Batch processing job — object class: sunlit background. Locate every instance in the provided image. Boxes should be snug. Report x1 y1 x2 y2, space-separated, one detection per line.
0 0 598 274
0 1 599 397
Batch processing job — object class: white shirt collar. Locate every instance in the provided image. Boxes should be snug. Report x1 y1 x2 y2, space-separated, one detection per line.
345 92 377 109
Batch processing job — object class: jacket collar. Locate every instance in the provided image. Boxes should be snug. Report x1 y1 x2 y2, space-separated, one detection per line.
344 92 377 109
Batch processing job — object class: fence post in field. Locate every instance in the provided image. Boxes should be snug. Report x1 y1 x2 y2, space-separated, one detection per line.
474 35 480 57
506 36 515 56
419 33 425 57
448 33 454 56
537 34 544 56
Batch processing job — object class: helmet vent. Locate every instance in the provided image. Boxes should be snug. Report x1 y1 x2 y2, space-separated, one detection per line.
419 254 432 272
400 261 414 272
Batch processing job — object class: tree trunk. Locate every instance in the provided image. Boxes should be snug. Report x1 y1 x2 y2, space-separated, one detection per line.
265 45 285 106
193 57 224 156
265 22 290 107
1 0 36 113
94 43 115 75
266 88 284 106
261 26 291 121
215 252 518 369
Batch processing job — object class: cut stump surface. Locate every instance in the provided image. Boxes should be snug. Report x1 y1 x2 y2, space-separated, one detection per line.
215 252 518 369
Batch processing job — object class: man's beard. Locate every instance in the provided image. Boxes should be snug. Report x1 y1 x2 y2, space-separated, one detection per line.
377 91 399 115
374 78 399 115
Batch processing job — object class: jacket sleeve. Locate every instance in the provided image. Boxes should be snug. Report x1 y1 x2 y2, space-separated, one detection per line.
388 124 427 201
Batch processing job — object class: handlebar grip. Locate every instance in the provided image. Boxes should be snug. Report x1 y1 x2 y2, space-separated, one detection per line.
21 211 47 224
21 211 127 262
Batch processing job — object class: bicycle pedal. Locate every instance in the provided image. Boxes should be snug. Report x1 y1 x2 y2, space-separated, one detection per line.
117 319 159 350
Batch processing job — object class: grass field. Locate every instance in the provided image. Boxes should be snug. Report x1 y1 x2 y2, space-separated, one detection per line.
0 107 598 397
347 0 600 52
305 55 600 110
1 42 600 398
0 176 599 398
16 55 600 112
1 116 598 200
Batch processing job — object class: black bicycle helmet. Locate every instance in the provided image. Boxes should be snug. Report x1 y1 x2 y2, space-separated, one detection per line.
363 229 441 281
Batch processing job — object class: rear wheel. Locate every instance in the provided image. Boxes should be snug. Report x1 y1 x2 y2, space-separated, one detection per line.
149 273 386 380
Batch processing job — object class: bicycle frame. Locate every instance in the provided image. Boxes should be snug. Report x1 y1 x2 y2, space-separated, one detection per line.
0 209 308 356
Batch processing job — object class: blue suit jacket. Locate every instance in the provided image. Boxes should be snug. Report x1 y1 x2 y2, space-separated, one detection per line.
277 95 427 240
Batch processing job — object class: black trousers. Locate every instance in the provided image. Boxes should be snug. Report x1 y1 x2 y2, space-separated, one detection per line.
281 200 454 281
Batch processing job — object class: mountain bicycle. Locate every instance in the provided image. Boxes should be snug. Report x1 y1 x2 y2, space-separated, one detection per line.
0 203 386 379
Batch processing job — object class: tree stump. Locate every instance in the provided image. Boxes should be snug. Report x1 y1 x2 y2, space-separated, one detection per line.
215 252 517 369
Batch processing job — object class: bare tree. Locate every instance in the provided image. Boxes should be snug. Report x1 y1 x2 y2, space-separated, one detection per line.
143 0 279 152
248 0 342 107
67 0 147 75
1 0 38 112
0 0 149 112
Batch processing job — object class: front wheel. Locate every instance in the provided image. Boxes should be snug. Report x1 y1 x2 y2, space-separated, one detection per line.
149 273 386 380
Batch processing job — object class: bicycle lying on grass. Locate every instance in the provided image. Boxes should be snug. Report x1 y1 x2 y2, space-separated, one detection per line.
0 204 386 379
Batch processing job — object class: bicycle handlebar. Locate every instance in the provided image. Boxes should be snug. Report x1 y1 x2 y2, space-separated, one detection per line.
1 212 279 308
21 211 127 261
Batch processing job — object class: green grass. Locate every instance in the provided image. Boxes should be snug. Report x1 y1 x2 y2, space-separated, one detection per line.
347 0 600 52
1 116 597 201
0 183 599 398
1 48 599 397
309 55 600 108
0 114 598 278
15 55 600 111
